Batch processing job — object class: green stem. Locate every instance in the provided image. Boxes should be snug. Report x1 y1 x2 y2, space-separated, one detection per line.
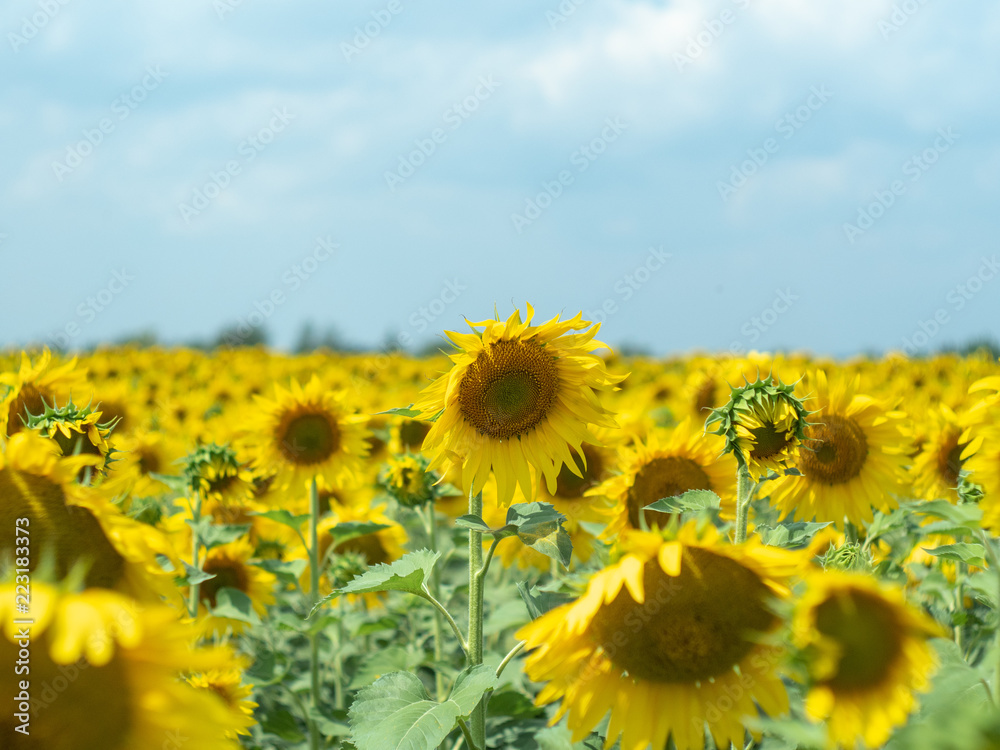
467 487 486 748
844 521 859 545
308 477 322 750
187 489 203 618
979 530 1000 706
425 500 447 700
495 641 525 678
733 466 753 544
419 589 469 654
456 718 479 750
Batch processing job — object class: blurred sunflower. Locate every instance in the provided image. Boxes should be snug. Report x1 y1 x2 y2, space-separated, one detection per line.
794 571 944 749
910 404 976 501
22 397 118 479
246 375 370 493
414 304 623 507
186 667 258 737
517 522 805 750
0 583 246 749
0 350 91 437
0 431 175 598
194 538 276 636
591 418 736 538
765 371 911 528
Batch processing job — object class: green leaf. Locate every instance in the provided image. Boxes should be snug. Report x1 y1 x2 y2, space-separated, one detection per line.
260 708 306 742
924 543 987 568
250 509 310 531
251 557 308 586
210 587 261 625
516 581 574 620
907 499 983 528
644 489 721 514
195 522 252 550
327 521 391 547
455 514 492 533
310 549 440 617
176 560 216 586
148 472 188 494
349 666 498 750
504 502 572 568
756 521 830 549
376 406 423 418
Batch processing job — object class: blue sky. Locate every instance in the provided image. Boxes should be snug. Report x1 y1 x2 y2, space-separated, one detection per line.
2 0 999 357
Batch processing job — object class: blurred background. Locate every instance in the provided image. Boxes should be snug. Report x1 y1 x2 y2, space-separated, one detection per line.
2 0 999 357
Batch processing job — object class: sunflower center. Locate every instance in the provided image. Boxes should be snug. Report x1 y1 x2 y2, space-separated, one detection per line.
694 378 717 414
588 548 776 683
799 415 869 485
199 558 250 608
137 449 161 475
937 434 968 488
813 587 902 689
278 412 340 465
627 456 712 530
0 637 132 750
0 468 126 589
555 447 603 498
6 384 48 436
398 419 431 450
458 340 558 440
749 423 793 460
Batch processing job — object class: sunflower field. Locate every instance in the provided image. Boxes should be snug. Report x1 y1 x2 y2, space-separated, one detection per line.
3 305 1000 750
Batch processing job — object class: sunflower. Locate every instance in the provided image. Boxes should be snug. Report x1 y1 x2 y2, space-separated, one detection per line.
0 350 91 437
516 521 806 750
186 667 258 737
794 571 945 748
591 418 737 539
0 583 246 749
414 304 623 507
245 375 370 493
764 371 911 528
193 538 276 636
22 397 118 479
0 431 176 599
910 404 976 502
965 417 1000 532
380 452 436 508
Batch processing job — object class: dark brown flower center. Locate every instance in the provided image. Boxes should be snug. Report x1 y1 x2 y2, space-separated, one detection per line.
458 340 559 440
627 456 711 529
799 415 869 485
813 587 902 689
588 548 776 683
278 412 340 465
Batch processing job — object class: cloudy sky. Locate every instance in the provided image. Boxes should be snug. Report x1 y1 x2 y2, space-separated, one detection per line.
2 0 999 356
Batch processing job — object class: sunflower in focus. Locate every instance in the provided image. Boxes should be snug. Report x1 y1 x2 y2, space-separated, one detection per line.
0 350 91 437
0 583 246 749
592 418 737 538
794 571 944 748
764 371 911 528
0 431 175 599
245 375 370 493
414 304 623 507
517 522 806 750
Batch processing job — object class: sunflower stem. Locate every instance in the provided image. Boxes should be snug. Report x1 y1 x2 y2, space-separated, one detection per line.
844 521 859 545
495 640 525 679
308 476 322 750
186 488 203 619
979 530 1000 706
424 500 448 700
734 465 753 544
467 486 486 748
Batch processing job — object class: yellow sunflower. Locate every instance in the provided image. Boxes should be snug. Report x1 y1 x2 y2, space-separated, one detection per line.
186 667 258 737
193 538 276 636
764 371 911 528
910 404 976 502
22 397 118 480
0 431 176 599
965 418 1000 532
245 375 370 493
794 571 945 749
517 521 806 750
591 418 737 539
0 582 246 749
414 304 623 507
0 350 91 437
